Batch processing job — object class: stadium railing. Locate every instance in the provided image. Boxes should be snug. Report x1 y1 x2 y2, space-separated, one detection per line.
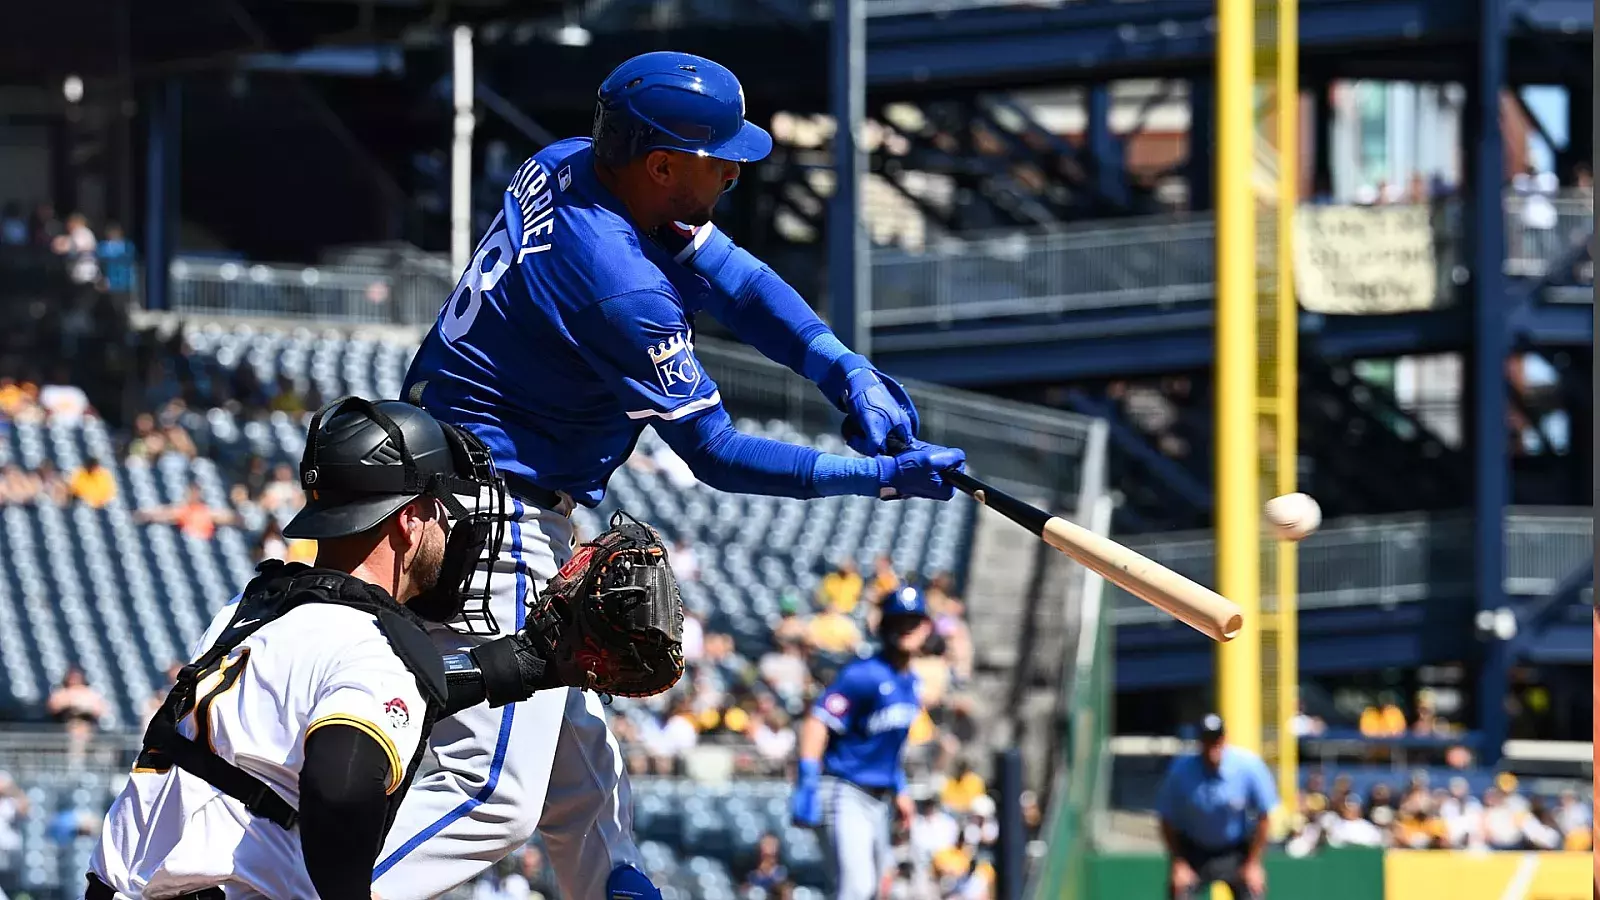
1109 507 1593 625
1025 491 1113 900
166 257 453 327
149 194 1589 333
867 193 1591 331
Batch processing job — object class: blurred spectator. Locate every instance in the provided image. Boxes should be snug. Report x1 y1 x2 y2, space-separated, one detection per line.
910 795 960 872
670 537 699 583
772 593 809 647
647 694 699 773
0 771 28 893
1522 798 1563 851
35 461 68 506
651 442 697 489
51 213 98 286
1481 788 1524 850
926 576 973 684
741 832 789 893
504 845 558 900
135 484 240 540
257 519 290 563
0 465 39 506
805 604 863 654
1359 696 1407 737
1411 690 1442 736
869 554 900 605
681 610 706 664
1365 783 1397 826
268 375 308 416
0 377 39 421
47 667 108 763
97 222 135 296
817 558 863 613
0 203 25 246
747 694 796 766
142 663 183 725
38 369 91 424
68 457 117 509
241 455 271 499
125 413 166 461
257 463 303 523
30 202 62 247
1556 789 1592 836
1290 699 1326 737
940 761 986 815
759 635 812 712
1324 794 1385 848
161 419 198 459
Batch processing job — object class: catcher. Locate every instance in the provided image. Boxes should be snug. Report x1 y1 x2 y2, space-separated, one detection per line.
87 397 682 900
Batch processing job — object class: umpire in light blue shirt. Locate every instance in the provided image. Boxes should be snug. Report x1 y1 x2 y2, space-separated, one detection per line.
1156 714 1279 900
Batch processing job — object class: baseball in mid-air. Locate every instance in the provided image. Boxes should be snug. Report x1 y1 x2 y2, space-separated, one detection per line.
1264 492 1321 541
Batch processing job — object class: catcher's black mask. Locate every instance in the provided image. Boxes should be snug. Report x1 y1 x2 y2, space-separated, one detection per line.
284 396 507 630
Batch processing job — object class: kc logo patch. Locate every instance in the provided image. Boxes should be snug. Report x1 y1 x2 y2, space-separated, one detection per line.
648 332 700 400
384 698 410 728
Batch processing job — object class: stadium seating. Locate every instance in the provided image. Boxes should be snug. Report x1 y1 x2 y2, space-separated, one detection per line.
0 324 974 726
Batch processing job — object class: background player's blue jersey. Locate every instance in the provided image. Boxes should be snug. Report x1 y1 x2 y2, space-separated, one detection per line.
404 138 723 506
811 655 922 790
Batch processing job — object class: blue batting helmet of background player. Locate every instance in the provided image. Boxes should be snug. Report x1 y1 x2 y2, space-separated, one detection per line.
591 51 774 167
882 586 929 620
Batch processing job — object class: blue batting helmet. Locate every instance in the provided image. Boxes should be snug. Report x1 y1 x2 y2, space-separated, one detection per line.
882 586 929 620
591 51 773 167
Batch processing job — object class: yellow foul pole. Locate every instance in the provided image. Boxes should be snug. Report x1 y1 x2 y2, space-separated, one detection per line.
1273 0 1300 814
1215 0 1262 753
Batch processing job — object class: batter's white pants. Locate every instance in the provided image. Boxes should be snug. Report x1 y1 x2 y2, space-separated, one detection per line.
372 496 640 900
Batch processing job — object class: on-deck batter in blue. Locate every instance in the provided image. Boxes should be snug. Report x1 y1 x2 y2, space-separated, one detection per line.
812 655 921 790
404 138 882 507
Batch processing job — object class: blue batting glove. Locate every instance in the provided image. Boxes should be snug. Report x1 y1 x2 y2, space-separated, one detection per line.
792 759 823 827
607 864 662 900
821 353 920 457
876 441 966 501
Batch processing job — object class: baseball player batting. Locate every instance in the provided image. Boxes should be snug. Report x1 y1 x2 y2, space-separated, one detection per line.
792 586 932 900
388 49 968 900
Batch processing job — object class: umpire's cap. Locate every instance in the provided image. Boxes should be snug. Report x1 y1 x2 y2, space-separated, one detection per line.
591 51 773 167
284 397 480 540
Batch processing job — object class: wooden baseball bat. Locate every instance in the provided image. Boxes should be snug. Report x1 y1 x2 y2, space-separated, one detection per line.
881 436 1242 642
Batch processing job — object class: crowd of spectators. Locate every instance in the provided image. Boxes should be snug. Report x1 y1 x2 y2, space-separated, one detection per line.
1285 771 1593 856
603 553 977 785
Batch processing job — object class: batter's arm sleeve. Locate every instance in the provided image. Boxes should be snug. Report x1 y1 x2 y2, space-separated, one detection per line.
647 222 850 383
300 723 395 900
537 688 645 900
568 291 886 499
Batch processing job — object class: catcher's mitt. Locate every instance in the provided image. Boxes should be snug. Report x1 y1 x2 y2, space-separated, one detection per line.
525 510 685 699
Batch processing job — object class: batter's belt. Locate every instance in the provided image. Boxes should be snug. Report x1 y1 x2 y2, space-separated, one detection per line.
87 872 223 900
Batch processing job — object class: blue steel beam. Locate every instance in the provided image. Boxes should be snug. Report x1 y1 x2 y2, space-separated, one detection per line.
871 307 1471 385
1471 0 1513 769
866 0 1483 89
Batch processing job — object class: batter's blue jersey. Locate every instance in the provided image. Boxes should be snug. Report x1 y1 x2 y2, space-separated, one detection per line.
812 656 922 790
404 138 721 506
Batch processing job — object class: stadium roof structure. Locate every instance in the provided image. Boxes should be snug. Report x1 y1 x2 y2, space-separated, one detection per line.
0 0 571 83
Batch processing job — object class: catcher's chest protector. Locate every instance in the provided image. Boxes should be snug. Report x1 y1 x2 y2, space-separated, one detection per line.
137 562 447 838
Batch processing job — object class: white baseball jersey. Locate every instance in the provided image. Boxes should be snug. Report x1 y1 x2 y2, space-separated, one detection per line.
90 601 430 900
